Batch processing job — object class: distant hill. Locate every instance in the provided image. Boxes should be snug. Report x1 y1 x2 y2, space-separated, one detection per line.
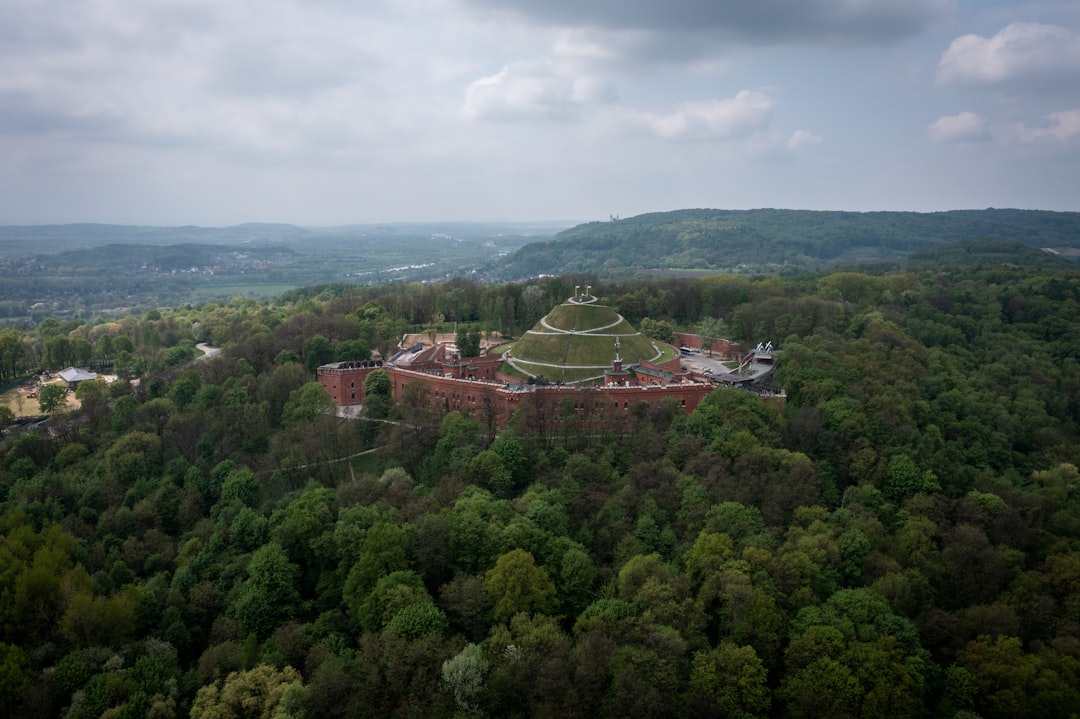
0 220 570 258
493 208 1080 278
905 238 1077 271
0 220 568 318
28 242 299 274
0 223 313 256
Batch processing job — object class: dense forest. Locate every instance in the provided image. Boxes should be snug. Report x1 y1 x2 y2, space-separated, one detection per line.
497 208 1080 277
1 256 1079 718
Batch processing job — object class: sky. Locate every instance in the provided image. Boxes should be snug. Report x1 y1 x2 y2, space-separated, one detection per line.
2 0 1079 226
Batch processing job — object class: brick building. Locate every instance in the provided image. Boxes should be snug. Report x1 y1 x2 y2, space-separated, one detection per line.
318 359 384 405
318 297 780 429
317 342 717 430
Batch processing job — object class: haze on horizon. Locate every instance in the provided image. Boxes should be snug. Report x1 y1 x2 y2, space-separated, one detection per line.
2 0 1078 227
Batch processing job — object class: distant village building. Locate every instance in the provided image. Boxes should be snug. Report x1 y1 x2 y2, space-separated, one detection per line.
58 367 98 390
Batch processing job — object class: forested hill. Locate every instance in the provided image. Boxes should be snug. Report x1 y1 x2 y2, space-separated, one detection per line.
0 223 313 256
2 264 1080 717
496 208 1080 277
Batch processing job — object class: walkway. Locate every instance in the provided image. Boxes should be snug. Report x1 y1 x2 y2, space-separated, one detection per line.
529 316 632 335
505 341 666 382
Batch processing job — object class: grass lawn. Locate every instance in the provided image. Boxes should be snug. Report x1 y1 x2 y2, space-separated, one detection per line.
189 282 300 301
651 342 679 363
1 379 81 418
544 302 620 330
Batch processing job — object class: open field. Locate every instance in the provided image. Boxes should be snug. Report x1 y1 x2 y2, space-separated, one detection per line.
187 282 300 301
2 379 80 418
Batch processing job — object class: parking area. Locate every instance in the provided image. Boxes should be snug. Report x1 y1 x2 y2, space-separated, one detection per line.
679 351 735 378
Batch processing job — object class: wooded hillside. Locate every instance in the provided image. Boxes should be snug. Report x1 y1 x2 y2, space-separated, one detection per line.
497 208 1080 277
1 261 1079 718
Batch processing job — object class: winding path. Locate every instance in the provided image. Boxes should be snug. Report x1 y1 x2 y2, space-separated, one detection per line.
505 341 666 383
529 316 631 335
195 343 222 360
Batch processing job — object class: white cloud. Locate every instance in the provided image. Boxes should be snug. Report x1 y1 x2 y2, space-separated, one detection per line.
461 60 614 121
550 30 619 65
3 0 1080 224
786 129 822 149
928 112 988 142
1015 109 1080 143
0 0 471 160
938 22 1080 85
634 90 775 140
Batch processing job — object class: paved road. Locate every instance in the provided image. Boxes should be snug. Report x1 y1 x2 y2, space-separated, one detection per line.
195 343 222 360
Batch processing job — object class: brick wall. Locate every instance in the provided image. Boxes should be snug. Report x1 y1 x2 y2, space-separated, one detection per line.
317 362 381 406
320 350 719 429
672 332 739 358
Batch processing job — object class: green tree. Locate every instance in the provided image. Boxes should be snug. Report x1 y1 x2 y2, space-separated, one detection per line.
190 664 307 719
781 589 931 719
304 335 335 373
96 333 114 362
364 368 392 419
275 349 300 365
281 381 334 425
557 546 597 617
489 435 528 488
0 406 14 434
74 378 110 414
689 641 771 718
0 642 28 712
883 453 939 502
640 317 675 344
219 468 261 509
336 338 370 362
385 601 449 641
71 337 93 366
779 654 862 719
43 336 72 369
59 590 139 647
0 331 26 381
696 316 728 356
959 635 1080 719
421 412 483 484
343 522 412 621
365 367 392 398
232 543 302 638
439 574 493 642
230 507 268 552
169 371 201 410
442 643 488 714
484 612 574 717
165 342 197 366
103 431 162 486
356 571 431 633
269 486 338 592
457 324 481 359
484 549 557 623
427 312 445 345
38 383 69 414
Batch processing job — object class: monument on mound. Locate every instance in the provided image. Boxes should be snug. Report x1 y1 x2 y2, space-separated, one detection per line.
504 287 663 384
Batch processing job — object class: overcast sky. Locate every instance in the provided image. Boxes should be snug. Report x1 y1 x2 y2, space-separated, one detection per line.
2 0 1078 225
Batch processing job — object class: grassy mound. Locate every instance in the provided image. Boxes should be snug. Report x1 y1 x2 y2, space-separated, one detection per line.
505 299 660 384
